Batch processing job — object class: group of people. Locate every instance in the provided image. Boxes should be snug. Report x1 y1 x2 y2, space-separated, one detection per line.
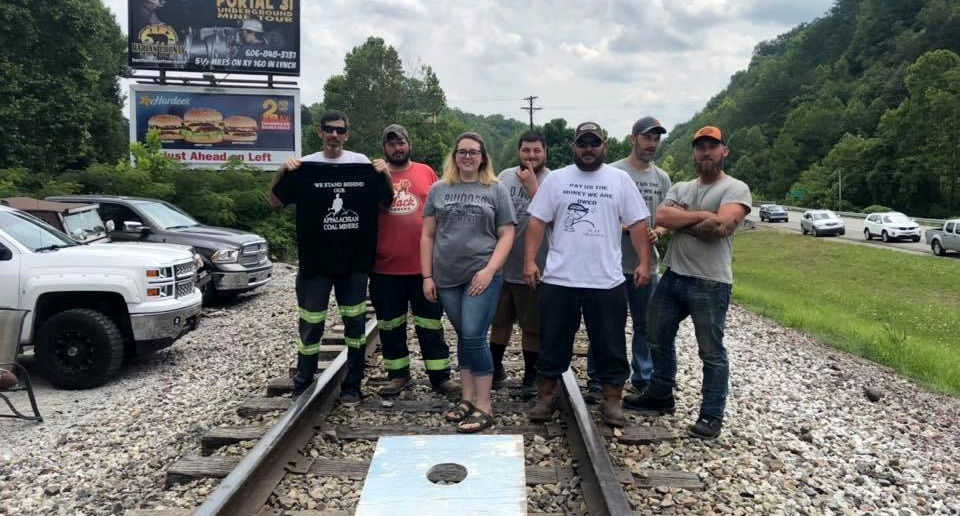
268 110 751 439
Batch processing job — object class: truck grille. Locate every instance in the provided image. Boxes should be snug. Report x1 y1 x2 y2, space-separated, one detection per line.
174 260 196 299
239 241 269 267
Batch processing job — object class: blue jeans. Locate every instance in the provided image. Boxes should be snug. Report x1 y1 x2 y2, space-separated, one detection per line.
647 269 731 420
437 274 503 376
587 271 659 391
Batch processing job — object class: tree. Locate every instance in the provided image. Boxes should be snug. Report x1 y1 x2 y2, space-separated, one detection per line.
0 0 127 173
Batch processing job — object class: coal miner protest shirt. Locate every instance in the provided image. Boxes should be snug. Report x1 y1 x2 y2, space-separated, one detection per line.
273 162 393 276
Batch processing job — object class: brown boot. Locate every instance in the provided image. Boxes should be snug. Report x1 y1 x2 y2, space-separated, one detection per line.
600 384 625 427
529 376 559 423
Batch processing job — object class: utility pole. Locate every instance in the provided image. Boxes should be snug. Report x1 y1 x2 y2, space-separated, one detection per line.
521 96 541 131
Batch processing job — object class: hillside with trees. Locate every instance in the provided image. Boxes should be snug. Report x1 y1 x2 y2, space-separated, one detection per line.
658 0 960 218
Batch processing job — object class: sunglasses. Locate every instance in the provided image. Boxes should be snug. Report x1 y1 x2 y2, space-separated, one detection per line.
575 139 603 148
321 125 348 135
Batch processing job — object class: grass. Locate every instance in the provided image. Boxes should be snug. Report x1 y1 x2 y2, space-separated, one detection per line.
732 230 960 396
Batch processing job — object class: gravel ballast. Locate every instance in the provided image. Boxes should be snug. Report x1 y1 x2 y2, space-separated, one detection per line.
1 262 958 515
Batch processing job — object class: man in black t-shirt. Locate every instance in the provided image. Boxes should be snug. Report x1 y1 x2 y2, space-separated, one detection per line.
268 110 393 406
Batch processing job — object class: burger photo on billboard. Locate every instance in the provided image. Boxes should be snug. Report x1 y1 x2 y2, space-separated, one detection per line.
182 108 225 144
148 113 184 141
223 115 259 143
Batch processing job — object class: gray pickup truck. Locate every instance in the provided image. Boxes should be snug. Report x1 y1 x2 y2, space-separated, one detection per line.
47 195 272 302
924 219 960 256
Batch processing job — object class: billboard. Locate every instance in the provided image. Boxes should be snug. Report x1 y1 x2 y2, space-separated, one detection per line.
129 0 300 75
130 84 300 168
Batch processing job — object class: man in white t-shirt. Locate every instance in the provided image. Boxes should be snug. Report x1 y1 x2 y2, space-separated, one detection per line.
523 121 651 427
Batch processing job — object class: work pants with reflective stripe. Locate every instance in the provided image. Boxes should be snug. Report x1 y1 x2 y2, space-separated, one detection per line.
369 273 450 384
293 272 368 396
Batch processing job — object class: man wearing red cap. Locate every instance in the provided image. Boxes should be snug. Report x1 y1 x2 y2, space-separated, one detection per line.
623 125 752 439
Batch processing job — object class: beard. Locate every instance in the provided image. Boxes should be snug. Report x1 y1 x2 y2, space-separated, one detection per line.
387 151 410 167
574 150 605 172
695 158 724 182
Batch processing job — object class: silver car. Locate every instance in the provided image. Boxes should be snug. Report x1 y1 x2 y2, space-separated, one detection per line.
800 210 845 237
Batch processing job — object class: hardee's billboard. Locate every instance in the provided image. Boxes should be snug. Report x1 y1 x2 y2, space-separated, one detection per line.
129 0 300 75
130 84 300 168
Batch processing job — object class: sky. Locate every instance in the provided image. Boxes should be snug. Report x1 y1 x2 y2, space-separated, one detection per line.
107 0 836 139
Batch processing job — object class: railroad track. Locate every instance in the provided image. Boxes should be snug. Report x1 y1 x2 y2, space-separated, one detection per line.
132 311 702 516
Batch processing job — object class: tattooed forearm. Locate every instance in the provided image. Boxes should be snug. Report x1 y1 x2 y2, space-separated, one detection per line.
681 217 738 239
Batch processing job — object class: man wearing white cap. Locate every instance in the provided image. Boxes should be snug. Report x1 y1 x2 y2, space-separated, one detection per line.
240 19 267 50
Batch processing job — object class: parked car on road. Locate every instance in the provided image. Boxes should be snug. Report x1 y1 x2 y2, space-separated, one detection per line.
800 210 845 237
759 204 789 222
48 195 272 302
863 212 921 242
924 219 960 256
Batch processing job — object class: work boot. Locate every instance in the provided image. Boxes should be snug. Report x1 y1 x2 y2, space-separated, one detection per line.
529 375 559 423
431 378 462 396
623 389 676 416
378 376 413 397
583 389 603 405
491 368 508 390
599 384 625 427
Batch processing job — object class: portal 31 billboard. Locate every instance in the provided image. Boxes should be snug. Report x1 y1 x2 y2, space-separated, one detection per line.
130 84 300 168
129 0 300 75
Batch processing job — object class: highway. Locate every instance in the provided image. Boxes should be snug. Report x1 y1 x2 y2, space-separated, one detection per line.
746 210 937 256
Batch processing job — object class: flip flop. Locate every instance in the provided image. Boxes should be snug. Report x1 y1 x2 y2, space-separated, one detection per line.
456 409 494 434
445 400 475 423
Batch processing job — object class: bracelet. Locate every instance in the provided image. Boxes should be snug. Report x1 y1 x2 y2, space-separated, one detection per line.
423 275 432 279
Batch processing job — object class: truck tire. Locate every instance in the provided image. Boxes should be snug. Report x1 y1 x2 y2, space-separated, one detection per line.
932 240 945 256
35 308 124 389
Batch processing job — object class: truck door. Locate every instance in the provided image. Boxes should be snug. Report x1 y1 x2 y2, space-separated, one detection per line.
0 236 21 309
947 222 958 249
99 203 146 242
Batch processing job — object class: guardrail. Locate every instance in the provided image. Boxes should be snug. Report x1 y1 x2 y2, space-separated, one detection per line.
754 202 948 228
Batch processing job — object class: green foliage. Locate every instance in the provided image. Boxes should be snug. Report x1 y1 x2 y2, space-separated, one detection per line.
659 1 960 217
863 205 893 213
0 0 127 173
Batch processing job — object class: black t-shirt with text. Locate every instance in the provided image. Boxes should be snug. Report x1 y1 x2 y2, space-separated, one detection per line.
273 162 393 276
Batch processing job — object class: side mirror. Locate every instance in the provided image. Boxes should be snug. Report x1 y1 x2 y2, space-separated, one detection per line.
105 220 115 232
123 221 148 233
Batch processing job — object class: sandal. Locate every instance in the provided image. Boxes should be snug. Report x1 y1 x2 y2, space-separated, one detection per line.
456 409 494 434
445 400 475 422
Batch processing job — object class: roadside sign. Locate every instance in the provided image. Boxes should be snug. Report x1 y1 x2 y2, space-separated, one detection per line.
790 189 805 199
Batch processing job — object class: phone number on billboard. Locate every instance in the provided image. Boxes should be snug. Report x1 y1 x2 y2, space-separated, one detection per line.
242 50 298 59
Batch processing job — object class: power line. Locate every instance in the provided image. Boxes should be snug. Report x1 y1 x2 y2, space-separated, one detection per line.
521 95 541 130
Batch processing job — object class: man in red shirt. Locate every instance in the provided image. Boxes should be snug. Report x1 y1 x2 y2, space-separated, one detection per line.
370 124 461 397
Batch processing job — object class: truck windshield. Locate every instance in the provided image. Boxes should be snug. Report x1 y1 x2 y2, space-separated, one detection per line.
135 201 200 230
0 210 77 252
62 210 107 240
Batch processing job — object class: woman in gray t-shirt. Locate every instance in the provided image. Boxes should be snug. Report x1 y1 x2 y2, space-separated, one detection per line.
421 132 516 433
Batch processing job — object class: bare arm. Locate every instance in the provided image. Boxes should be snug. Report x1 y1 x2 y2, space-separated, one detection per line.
469 223 515 296
680 203 749 239
420 216 438 302
627 220 651 286
655 203 714 230
523 217 547 288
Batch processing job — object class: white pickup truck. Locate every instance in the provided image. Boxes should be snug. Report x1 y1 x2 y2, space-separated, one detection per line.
0 205 202 389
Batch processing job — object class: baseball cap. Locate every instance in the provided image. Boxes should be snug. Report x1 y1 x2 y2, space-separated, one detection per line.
381 123 409 143
692 126 724 145
632 116 666 135
241 19 263 33
574 122 605 142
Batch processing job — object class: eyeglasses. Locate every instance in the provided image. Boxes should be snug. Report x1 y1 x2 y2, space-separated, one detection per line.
575 139 603 148
321 125 348 135
455 149 481 158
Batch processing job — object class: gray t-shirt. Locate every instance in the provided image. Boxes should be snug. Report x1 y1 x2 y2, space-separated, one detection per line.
611 159 671 274
424 181 516 288
498 166 551 284
662 174 752 284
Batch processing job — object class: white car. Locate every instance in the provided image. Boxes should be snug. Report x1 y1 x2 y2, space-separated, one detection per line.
800 210 845 237
863 212 921 242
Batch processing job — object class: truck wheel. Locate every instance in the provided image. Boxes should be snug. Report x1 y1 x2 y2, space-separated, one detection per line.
35 308 124 389
864 229 871 240
932 240 945 256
